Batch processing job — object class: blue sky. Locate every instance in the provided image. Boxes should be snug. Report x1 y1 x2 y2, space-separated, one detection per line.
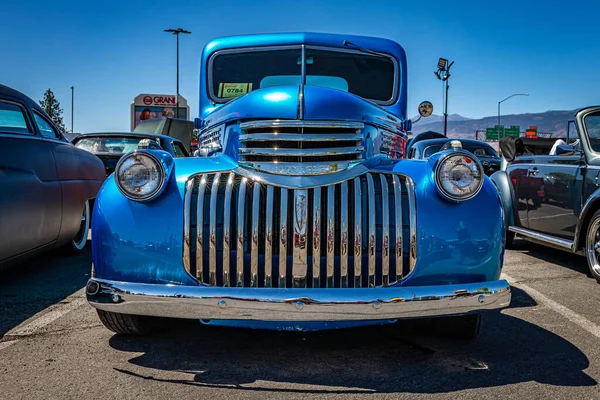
2 0 599 133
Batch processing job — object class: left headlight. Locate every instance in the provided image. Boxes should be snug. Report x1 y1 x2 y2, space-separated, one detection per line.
115 151 166 201
434 151 484 202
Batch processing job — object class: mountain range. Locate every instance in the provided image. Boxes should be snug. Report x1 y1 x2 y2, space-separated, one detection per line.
411 109 579 138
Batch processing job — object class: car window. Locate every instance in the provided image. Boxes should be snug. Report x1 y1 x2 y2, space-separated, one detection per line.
172 142 188 158
0 101 31 134
584 111 600 152
33 112 60 139
74 136 159 155
423 145 443 158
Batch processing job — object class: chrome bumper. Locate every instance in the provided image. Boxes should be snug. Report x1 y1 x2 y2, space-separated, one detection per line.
86 278 511 321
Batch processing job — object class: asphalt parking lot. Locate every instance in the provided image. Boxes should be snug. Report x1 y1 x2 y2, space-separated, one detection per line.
1 240 600 399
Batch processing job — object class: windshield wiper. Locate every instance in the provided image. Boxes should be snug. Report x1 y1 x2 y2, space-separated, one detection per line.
343 40 389 58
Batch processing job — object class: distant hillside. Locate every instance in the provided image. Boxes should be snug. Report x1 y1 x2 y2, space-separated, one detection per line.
411 110 578 138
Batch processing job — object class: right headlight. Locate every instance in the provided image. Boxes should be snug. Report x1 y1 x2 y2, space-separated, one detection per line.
115 151 167 202
434 151 484 202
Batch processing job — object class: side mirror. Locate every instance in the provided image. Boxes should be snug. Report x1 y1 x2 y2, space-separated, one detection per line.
412 101 434 125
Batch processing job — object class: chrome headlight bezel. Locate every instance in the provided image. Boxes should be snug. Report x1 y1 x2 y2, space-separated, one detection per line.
434 150 484 202
115 150 169 202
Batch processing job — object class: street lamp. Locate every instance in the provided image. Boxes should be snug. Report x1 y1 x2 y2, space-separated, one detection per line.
498 93 529 139
434 58 454 136
164 28 191 119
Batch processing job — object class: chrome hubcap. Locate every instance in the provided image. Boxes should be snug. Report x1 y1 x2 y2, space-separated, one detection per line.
586 219 600 278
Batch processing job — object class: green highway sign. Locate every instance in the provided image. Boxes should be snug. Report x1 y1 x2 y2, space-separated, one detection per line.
485 125 520 140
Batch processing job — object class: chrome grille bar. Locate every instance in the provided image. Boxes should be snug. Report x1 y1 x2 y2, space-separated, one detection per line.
326 185 335 288
340 181 349 288
223 173 234 287
353 177 362 288
251 182 260 287
209 173 221 286
236 178 248 287
312 188 321 288
279 188 288 288
196 176 207 281
240 120 364 130
239 146 364 157
366 173 376 287
240 133 363 142
265 185 274 287
392 175 403 283
183 171 416 289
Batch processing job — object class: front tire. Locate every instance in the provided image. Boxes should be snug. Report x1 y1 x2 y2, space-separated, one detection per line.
506 230 515 249
96 310 161 335
584 210 600 283
432 314 482 340
62 200 90 254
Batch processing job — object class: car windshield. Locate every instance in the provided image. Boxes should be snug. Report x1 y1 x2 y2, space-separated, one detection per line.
423 143 498 158
74 136 161 155
585 111 600 152
211 47 395 103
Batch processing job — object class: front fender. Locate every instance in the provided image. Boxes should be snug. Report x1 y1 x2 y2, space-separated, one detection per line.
490 170 515 229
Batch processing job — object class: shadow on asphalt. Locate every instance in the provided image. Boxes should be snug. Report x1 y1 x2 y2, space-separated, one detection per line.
108 288 596 394
0 243 92 337
511 239 593 279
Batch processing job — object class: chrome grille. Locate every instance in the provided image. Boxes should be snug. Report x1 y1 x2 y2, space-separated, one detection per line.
238 120 364 175
183 171 416 288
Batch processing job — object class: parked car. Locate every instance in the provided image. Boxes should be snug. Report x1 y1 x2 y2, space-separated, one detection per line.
72 133 189 176
407 133 501 176
0 84 105 270
492 107 600 282
86 33 511 338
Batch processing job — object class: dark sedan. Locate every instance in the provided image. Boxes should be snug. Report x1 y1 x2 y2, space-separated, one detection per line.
407 138 501 176
72 133 189 176
0 84 105 269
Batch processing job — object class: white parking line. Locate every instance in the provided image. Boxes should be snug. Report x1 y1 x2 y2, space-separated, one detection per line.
503 273 600 339
4 289 86 339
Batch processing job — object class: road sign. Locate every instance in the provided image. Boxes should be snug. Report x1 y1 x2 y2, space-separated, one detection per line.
485 125 520 140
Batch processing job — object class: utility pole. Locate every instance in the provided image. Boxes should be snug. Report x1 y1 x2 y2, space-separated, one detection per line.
434 58 454 136
71 86 74 133
164 28 191 119
498 93 529 140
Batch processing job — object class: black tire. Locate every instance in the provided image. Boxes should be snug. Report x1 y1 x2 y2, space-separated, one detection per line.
432 314 481 340
584 209 600 283
96 310 160 335
61 200 90 255
506 230 515 249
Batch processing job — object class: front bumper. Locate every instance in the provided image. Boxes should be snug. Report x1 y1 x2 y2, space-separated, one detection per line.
86 278 511 321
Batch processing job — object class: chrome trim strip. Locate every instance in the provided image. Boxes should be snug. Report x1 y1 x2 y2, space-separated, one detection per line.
292 189 308 288
392 175 403 282
236 177 248 287
223 173 234 287
354 177 362 288
340 181 349 288
312 188 321 288
509 226 574 250
88 278 511 321
239 160 363 177
326 185 335 288
380 175 390 286
251 182 261 287
209 173 221 286
196 176 208 281
239 146 363 157
240 120 364 130
265 185 274 288
366 173 376 287
279 188 288 288
239 133 363 142
183 179 194 277
406 178 417 272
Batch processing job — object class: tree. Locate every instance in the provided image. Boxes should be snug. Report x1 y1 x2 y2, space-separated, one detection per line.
39 89 68 132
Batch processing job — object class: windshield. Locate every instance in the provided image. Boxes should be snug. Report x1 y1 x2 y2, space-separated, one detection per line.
585 111 600 152
74 137 161 155
211 47 396 103
423 143 498 158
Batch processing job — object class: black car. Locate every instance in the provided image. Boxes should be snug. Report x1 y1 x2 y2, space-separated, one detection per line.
0 84 105 269
407 136 501 176
72 132 190 176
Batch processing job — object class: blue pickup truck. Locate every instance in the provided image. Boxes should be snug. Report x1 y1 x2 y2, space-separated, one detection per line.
86 32 511 338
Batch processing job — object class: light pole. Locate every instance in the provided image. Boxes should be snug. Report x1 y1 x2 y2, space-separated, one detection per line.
498 93 529 139
164 28 191 119
434 58 454 136
71 86 74 133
